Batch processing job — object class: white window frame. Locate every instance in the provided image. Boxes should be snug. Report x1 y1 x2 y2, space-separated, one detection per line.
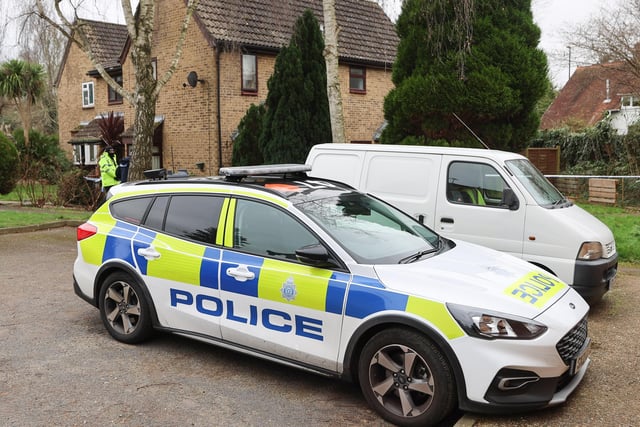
242 54 257 93
72 143 100 165
621 94 639 108
82 82 95 108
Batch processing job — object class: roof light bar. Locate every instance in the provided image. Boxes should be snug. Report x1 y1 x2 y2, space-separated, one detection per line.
219 164 311 177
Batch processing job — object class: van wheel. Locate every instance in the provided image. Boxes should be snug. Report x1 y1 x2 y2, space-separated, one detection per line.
98 272 152 344
358 328 456 427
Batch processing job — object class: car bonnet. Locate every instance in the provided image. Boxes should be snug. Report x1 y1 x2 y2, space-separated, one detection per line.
372 240 574 319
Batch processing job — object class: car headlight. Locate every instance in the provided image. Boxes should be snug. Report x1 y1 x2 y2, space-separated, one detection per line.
447 303 547 340
577 242 603 260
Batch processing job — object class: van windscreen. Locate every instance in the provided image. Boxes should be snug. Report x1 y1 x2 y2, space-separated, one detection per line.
505 159 569 207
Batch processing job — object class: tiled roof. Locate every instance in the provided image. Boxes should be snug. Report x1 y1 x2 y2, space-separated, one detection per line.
541 62 640 130
79 19 128 70
69 118 103 144
195 0 398 66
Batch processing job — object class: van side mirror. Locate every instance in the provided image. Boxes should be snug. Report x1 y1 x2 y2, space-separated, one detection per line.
502 188 519 210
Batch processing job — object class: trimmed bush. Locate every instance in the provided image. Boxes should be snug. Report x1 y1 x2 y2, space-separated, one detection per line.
0 132 19 195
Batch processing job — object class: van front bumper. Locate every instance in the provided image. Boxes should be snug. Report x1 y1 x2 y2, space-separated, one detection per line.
572 254 618 303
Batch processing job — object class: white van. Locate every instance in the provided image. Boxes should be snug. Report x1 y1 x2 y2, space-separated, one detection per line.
306 143 618 303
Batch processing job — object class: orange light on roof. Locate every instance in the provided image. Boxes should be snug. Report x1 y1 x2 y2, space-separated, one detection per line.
264 183 301 192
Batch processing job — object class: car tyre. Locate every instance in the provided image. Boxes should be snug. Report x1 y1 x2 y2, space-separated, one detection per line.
358 328 456 427
98 272 153 344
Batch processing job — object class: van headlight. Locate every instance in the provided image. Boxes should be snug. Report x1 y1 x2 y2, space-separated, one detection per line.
447 303 547 340
577 242 603 260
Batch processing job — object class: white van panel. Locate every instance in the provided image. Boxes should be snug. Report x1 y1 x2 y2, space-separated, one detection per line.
307 151 364 188
361 153 441 227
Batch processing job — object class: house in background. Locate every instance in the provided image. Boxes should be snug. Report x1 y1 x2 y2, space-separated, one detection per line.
55 0 399 175
541 61 640 135
55 20 128 169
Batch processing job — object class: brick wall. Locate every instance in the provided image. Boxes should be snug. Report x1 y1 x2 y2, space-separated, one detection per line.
56 43 121 159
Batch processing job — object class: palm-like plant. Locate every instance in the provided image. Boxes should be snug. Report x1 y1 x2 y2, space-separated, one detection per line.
0 59 45 147
98 111 125 149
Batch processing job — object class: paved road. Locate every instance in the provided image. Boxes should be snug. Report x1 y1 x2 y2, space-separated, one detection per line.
1 227 638 426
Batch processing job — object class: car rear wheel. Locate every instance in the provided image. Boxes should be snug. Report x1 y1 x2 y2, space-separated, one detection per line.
358 328 456 427
98 272 152 344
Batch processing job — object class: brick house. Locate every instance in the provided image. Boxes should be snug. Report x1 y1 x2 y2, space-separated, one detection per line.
541 61 640 135
55 0 398 175
56 19 128 169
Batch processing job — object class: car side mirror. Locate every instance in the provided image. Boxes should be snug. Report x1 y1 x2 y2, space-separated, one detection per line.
502 188 520 210
295 244 338 268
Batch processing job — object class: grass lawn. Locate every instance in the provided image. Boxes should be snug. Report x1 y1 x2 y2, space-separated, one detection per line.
0 206 91 228
578 203 640 263
0 183 58 202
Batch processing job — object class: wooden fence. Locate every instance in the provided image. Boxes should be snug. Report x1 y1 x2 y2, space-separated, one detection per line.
588 179 618 205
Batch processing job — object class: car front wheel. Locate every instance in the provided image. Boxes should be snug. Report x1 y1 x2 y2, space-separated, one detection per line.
358 328 456 427
98 272 152 344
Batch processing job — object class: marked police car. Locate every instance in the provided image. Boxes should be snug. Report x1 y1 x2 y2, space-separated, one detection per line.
73 164 591 427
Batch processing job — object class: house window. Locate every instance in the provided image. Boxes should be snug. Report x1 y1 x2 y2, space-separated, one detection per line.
242 54 257 94
621 95 639 108
349 66 366 94
151 58 157 80
108 75 123 104
72 143 100 165
82 82 94 108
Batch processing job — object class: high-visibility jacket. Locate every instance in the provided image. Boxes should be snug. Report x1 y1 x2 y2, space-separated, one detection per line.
99 151 120 188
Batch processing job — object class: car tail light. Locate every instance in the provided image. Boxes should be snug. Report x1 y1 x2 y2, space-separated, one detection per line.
77 223 98 241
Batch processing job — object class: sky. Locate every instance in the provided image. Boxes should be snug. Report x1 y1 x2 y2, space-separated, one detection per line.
531 0 606 88
0 0 606 89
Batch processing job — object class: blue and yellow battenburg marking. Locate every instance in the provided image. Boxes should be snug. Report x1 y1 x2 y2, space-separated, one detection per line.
82 203 464 343
504 272 567 307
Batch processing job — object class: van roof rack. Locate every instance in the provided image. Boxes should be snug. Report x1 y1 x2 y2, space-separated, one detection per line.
219 164 311 181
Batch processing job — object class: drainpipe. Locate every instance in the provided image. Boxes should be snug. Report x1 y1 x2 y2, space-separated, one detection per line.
216 41 223 174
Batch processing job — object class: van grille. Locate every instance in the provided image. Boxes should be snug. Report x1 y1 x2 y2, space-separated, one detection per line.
556 316 588 365
605 241 616 257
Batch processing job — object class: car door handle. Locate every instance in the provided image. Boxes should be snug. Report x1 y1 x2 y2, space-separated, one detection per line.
440 217 454 224
137 245 161 260
226 265 255 282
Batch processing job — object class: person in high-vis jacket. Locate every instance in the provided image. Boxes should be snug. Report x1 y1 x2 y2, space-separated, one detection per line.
98 145 120 193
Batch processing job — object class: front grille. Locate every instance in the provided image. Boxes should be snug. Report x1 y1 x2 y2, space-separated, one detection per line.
556 316 588 365
605 241 616 257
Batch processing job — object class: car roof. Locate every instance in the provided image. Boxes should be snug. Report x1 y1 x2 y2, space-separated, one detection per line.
111 164 356 204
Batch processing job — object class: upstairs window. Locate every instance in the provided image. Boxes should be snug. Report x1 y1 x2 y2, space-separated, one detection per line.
151 58 157 80
349 66 366 94
108 75 123 104
621 94 639 108
82 82 94 108
242 54 257 94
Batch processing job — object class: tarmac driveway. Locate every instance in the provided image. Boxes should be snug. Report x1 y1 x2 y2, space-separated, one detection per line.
0 227 638 426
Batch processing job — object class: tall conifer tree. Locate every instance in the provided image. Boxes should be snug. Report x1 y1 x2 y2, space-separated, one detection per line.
383 0 549 151
232 103 266 166
260 9 331 163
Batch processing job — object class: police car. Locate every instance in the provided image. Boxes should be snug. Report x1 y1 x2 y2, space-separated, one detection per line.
73 164 591 427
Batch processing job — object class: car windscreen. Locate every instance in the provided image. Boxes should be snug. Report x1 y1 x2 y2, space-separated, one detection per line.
296 192 440 264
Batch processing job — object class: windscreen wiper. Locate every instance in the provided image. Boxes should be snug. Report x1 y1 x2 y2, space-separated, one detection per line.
399 247 437 264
